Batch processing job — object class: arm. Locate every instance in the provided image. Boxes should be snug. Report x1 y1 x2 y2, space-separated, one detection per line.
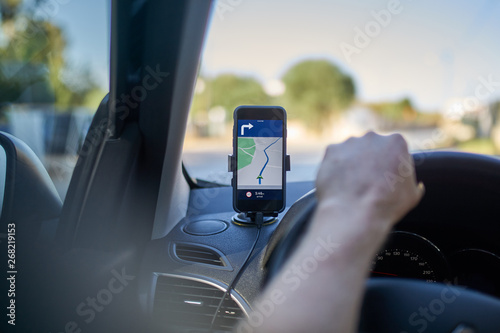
239 132 424 333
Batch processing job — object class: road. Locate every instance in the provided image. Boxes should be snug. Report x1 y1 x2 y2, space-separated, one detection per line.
47 128 443 199
183 150 323 185
258 137 281 184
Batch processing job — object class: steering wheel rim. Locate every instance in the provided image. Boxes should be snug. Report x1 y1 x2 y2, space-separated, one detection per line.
265 151 500 332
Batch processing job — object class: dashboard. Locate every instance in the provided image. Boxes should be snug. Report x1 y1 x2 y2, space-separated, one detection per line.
140 152 500 332
372 231 500 298
140 182 314 332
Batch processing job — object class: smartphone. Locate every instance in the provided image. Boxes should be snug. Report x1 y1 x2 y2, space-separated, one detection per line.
232 106 287 214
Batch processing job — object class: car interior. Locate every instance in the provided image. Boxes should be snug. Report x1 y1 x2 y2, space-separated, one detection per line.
2 1 500 333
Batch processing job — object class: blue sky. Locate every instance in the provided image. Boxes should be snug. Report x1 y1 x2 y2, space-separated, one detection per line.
47 0 110 89
203 0 500 111
53 0 500 111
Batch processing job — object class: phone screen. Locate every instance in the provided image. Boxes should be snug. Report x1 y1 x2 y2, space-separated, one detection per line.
234 106 286 213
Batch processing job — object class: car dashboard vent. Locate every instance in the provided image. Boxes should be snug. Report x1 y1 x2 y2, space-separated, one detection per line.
153 275 246 332
174 243 227 267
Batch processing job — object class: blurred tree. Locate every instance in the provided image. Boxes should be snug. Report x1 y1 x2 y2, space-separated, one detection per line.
191 74 270 121
0 0 103 112
368 97 418 126
0 0 23 23
190 77 210 118
490 100 500 126
210 74 270 119
281 59 355 131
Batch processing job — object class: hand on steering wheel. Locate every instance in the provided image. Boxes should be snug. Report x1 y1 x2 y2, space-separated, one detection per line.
259 134 500 333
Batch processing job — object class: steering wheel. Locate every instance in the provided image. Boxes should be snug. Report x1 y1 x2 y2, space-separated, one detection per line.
265 151 500 332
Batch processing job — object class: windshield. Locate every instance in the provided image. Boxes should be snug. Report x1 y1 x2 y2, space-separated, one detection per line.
183 0 500 185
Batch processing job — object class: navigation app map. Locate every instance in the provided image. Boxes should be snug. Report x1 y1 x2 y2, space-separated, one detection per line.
237 119 283 200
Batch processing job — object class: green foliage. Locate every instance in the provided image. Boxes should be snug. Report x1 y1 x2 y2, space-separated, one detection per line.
237 137 256 170
281 59 355 131
368 97 417 123
413 111 442 126
490 100 500 126
457 138 496 155
212 74 270 113
0 0 103 113
0 0 23 22
191 74 271 120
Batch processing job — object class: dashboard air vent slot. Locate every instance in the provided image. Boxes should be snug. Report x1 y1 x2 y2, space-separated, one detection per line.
153 275 246 331
174 243 226 267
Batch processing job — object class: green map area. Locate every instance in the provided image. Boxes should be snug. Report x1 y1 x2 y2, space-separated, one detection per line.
237 138 256 170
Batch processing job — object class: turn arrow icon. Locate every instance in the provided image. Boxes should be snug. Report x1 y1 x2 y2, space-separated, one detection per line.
241 123 254 136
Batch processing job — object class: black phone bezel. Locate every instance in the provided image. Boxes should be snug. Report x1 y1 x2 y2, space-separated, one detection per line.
232 106 287 214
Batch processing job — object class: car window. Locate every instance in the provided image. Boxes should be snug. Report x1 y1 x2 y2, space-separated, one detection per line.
183 0 500 185
0 0 109 199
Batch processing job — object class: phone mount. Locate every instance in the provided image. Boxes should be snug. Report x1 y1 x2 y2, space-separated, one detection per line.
232 211 277 225
228 154 291 226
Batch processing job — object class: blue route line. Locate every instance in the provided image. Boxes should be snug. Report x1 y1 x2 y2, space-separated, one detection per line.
258 137 281 184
